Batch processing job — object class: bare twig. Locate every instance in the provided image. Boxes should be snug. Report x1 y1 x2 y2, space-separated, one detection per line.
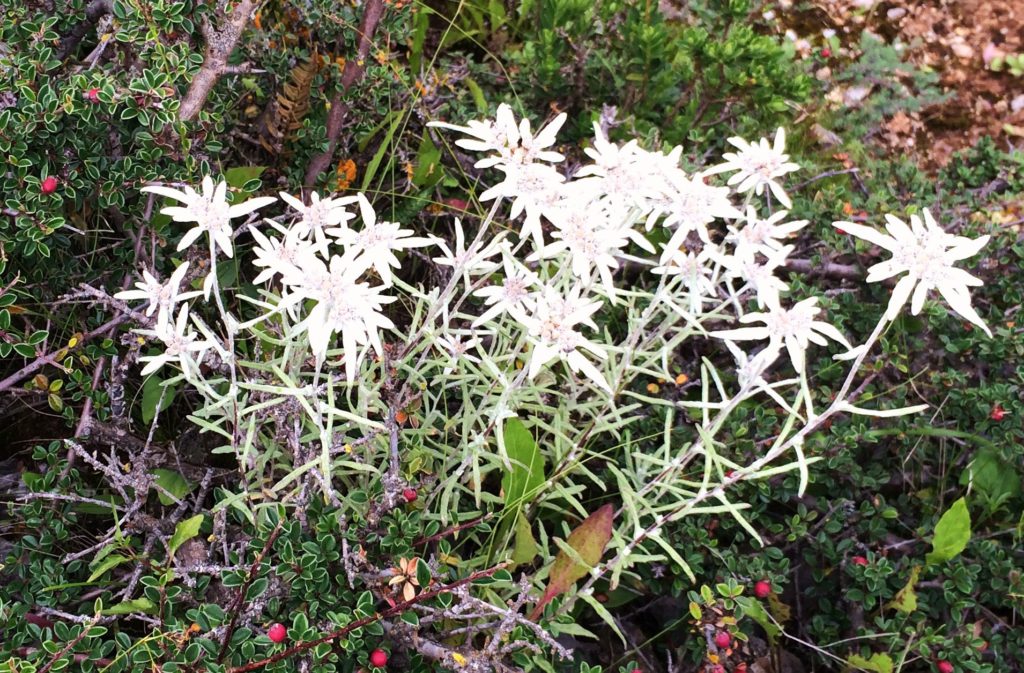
178 0 259 122
217 520 285 663
57 0 113 61
302 0 387 188
222 563 507 673
0 314 129 393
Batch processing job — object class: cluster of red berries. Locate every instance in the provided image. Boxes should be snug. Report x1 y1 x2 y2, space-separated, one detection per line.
267 626 389 668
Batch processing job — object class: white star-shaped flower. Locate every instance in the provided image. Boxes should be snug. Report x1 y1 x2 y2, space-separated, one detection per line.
712 296 851 373
115 262 200 331
291 251 396 377
472 249 541 327
431 218 502 285
654 174 742 253
142 176 276 259
434 332 482 374
832 208 991 335
279 191 357 255
523 285 611 393
137 304 210 377
652 246 720 314
328 194 436 286
249 219 319 287
479 161 565 247
717 244 793 309
703 128 800 208
428 103 566 169
727 206 808 262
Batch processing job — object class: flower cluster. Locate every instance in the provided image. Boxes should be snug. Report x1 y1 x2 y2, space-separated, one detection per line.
429 105 991 392
119 182 434 381
120 104 992 408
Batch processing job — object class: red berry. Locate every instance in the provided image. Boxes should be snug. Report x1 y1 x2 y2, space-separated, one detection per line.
753 579 772 599
267 623 286 643
402 488 417 503
41 176 58 194
713 631 732 649
936 660 954 673
85 87 100 103
852 555 869 566
821 48 832 58
630 669 643 673
369 648 388 668
990 404 1006 421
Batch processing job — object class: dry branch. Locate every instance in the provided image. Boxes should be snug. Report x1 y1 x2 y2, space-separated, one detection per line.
302 0 386 189
178 0 259 122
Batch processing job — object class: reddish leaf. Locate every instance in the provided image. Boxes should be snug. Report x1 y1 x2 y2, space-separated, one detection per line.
529 504 614 620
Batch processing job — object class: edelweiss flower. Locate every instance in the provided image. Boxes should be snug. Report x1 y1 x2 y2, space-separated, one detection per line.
717 244 793 309
329 194 435 286
434 332 481 374
479 161 565 246
472 249 541 327
530 201 632 298
712 296 851 373
523 285 611 393
428 103 566 169
142 177 276 259
727 206 808 262
574 123 673 212
652 246 719 314
431 218 502 285
292 251 396 378
138 304 210 377
279 191 357 255
115 262 199 331
249 219 317 287
654 174 741 253
833 208 991 336
703 128 800 208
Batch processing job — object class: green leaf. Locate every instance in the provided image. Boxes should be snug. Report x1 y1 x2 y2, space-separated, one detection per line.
101 597 155 616
529 504 614 620
141 374 177 425
511 513 539 568
224 166 265 192
886 565 920 613
415 557 431 589
152 469 192 507
847 653 893 673
88 554 131 583
926 497 971 565
168 515 205 559
960 449 1021 508
736 597 780 644
501 417 545 509
360 112 402 191
411 134 443 188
